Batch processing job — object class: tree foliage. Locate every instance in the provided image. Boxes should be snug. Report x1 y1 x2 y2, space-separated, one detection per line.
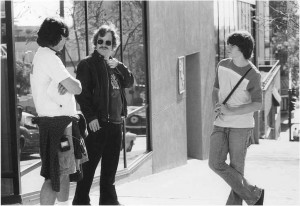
67 1 146 85
255 1 299 88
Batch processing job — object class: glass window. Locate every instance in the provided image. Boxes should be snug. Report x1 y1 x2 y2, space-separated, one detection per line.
64 0 87 77
219 0 225 60
120 1 148 167
13 0 61 194
224 2 230 58
233 0 238 31
1 1 14 196
12 0 149 197
214 0 219 63
229 1 236 33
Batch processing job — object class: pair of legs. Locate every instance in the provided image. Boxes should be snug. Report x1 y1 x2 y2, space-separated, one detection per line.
208 126 263 205
40 174 70 205
40 123 75 205
73 122 122 205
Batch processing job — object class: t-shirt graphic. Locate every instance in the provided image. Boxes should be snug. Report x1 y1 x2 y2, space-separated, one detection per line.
111 74 120 90
109 72 122 123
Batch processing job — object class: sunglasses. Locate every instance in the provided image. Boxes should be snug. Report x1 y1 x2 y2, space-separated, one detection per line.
97 39 112 46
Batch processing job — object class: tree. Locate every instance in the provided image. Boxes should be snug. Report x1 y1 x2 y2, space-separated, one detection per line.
254 1 299 88
68 1 146 85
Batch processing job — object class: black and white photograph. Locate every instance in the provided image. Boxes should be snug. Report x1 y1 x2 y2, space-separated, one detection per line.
1 0 299 205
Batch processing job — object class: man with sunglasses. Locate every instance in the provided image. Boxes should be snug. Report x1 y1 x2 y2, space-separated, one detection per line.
73 23 134 205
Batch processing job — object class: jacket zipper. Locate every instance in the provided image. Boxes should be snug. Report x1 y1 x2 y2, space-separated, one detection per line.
104 60 110 122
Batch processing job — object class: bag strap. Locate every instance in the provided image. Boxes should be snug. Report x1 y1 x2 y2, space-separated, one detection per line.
222 66 252 105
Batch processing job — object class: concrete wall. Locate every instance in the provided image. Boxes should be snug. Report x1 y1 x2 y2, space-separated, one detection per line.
147 1 215 173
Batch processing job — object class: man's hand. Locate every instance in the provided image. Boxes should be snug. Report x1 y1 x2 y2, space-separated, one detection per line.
58 83 68 95
89 119 101 132
214 103 233 119
214 103 222 119
219 104 232 115
107 58 119 69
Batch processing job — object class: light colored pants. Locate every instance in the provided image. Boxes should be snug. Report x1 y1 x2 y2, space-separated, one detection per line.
208 126 262 205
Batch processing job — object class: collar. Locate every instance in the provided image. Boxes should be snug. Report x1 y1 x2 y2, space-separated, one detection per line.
93 50 112 60
47 47 62 56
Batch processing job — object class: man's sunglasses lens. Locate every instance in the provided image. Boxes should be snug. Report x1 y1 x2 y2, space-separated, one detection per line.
97 39 112 46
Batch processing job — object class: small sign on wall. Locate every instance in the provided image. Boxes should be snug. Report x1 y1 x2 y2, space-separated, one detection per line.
178 56 185 94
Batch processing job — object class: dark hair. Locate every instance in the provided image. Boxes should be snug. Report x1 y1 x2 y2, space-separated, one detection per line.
37 17 69 47
227 31 254 59
92 23 120 51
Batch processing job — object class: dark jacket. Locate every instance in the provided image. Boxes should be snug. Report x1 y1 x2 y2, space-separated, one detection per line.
75 50 134 123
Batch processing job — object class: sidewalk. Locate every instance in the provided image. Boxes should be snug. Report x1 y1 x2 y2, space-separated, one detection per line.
62 122 299 205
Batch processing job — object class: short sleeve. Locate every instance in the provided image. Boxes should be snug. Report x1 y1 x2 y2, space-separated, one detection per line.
43 55 71 84
247 72 262 103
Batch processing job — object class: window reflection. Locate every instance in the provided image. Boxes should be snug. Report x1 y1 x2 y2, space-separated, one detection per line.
64 0 87 76
219 0 225 60
14 0 149 196
1 1 15 196
121 1 148 167
13 0 60 195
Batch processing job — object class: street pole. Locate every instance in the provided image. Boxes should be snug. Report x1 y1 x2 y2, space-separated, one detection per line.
288 89 292 141
288 65 293 141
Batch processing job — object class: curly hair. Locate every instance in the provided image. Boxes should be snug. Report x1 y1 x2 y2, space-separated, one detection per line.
227 31 254 60
37 17 69 47
92 23 120 51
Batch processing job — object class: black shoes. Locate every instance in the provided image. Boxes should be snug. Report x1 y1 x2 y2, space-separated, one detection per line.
254 189 265 205
99 200 123 205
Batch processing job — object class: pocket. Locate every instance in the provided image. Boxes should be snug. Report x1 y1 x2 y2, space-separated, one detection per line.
210 126 223 137
58 151 72 169
246 129 254 147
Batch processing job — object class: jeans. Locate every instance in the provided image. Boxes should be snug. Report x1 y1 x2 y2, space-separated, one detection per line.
208 126 262 205
72 122 122 205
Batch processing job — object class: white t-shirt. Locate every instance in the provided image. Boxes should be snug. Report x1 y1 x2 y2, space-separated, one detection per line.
213 58 262 128
30 47 77 116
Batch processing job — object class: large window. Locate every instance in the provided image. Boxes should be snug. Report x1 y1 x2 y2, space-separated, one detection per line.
215 0 254 62
12 0 149 197
1 0 16 197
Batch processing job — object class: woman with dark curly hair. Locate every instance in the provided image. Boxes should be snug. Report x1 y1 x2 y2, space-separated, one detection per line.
30 17 82 205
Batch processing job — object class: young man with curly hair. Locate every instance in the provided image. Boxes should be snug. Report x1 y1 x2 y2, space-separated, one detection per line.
209 31 265 205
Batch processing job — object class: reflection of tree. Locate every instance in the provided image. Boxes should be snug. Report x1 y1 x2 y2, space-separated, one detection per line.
69 1 146 85
16 59 31 95
119 1 145 85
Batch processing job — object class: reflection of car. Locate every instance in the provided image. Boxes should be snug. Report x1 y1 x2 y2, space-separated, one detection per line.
121 132 137 152
126 106 146 134
19 112 40 155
